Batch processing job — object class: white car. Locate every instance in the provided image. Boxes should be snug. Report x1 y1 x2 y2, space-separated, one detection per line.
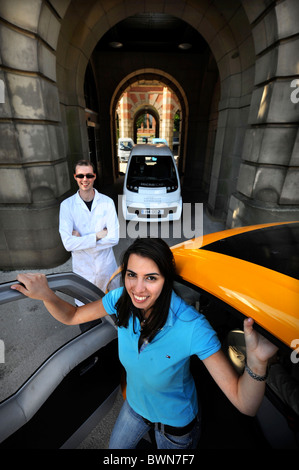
117 138 134 162
122 144 182 222
152 138 168 145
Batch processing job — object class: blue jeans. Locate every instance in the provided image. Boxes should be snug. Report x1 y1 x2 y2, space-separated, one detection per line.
109 399 201 449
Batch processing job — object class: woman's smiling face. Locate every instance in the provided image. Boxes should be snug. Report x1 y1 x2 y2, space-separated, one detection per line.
125 253 165 317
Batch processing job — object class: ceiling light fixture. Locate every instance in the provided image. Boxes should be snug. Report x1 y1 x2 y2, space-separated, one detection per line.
178 43 192 50
109 41 123 48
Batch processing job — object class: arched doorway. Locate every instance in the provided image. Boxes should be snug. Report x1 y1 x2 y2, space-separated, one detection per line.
110 70 188 177
133 106 160 143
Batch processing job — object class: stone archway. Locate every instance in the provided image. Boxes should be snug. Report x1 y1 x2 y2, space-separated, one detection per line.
114 77 182 147
132 106 160 143
110 69 188 177
1 0 298 269
56 0 255 219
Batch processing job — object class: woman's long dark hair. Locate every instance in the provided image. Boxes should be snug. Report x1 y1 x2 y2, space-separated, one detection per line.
115 237 176 344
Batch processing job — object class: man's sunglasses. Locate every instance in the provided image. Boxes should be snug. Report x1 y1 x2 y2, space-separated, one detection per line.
75 173 95 179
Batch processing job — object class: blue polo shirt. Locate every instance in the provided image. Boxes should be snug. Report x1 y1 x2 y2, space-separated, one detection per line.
102 287 221 426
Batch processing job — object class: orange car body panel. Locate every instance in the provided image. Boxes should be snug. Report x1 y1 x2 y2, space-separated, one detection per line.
172 222 299 350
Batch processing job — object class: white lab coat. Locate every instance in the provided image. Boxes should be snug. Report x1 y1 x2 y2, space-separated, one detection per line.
59 189 119 295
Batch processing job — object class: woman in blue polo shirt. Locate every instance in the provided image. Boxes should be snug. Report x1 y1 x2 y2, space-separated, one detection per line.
12 238 278 449
103 238 220 449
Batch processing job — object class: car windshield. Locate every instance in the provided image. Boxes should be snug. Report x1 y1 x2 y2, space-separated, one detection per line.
202 223 299 280
127 154 177 187
120 141 133 150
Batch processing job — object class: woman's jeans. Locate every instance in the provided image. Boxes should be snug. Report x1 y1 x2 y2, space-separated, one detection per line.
109 399 201 449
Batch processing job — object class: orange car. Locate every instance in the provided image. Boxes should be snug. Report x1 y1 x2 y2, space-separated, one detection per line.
172 221 299 351
170 221 299 448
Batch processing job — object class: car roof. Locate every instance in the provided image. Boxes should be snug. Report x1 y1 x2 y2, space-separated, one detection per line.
171 222 299 349
129 143 173 156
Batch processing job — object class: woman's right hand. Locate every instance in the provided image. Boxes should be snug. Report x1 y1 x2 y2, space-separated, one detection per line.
11 273 108 326
11 273 53 302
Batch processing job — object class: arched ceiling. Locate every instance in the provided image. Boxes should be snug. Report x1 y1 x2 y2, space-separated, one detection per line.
58 1 252 105
95 12 209 53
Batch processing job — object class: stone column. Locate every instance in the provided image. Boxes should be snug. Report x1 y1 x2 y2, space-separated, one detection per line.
0 1 70 268
228 0 299 226
118 92 133 138
161 87 173 145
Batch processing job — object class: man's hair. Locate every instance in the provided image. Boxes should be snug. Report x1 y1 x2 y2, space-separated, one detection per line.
74 159 95 173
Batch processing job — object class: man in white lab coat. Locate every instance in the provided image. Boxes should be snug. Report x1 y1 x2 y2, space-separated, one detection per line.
59 160 119 325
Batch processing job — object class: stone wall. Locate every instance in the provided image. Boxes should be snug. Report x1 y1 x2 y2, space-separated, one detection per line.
227 0 299 226
0 0 70 268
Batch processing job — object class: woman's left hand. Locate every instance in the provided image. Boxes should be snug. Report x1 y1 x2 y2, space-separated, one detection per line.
244 317 279 365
